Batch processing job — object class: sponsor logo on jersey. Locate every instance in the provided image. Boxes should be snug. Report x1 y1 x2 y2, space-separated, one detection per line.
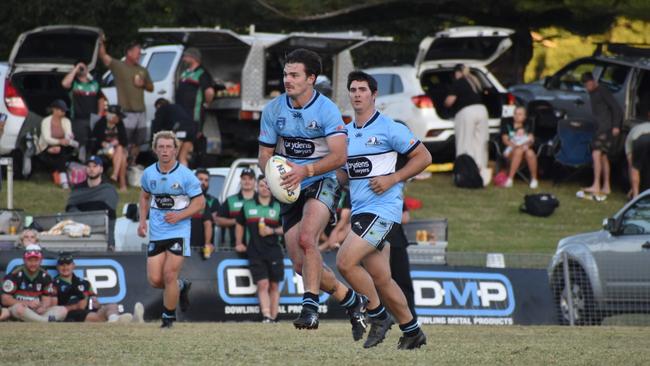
2 279 14 293
150 180 157 189
366 136 381 146
306 120 319 130
269 209 277 217
347 157 373 177
276 117 286 130
154 195 175 209
283 138 315 158
171 183 182 191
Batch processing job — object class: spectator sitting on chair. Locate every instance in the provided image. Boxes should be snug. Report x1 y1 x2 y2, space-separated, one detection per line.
65 155 119 251
500 106 539 188
625 122 650 199
53 253 144 323
90 105 128 191
61 62 105 161
581 71 623 195
152 98 197 167
37 99 79 189
0 244 68 322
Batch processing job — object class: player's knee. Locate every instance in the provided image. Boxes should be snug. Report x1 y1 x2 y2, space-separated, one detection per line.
256 280 269 292
298 232 316 250
148 273 164 288
336 255 351 275
163 271 178 286
10 303 25 317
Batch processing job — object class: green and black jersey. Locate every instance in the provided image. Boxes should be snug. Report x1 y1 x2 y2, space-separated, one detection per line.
236 196 282 259
69 79 101 119
176 66 213 122
218 192 256 247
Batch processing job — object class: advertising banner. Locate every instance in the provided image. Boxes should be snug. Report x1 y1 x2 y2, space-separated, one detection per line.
0 250 557 325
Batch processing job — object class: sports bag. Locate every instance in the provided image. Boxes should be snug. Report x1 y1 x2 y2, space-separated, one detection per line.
453 154 483 188
66 162 88 186
520 193 559 217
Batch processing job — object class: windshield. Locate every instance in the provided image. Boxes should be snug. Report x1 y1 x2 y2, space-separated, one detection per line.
424 36 507 61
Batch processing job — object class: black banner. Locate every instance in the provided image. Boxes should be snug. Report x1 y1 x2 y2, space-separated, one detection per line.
0 250 557 325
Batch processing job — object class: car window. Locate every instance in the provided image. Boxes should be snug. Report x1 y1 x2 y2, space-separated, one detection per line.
373 73 397 96
146 52 176 82
554 62 597 92
620 196 650 235
599 64 629 93
207 175 225 201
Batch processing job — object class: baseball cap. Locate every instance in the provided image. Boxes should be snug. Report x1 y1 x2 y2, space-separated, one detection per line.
106 104 126 119
240 168 256 178
50 99 68 112
24 244 43 259
85 155 103 166
57 252 74 265
183 47 202 62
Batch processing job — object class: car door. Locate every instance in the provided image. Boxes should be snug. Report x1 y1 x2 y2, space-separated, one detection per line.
593 195 650 301
544 60 601 119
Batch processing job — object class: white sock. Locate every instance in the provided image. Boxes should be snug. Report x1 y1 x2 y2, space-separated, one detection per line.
108 314 119 322
59 172 69 185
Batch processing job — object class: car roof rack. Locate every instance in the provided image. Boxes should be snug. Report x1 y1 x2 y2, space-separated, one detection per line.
593 42 650 58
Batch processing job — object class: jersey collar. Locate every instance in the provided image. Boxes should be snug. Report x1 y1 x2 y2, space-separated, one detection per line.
353 110 380 129
285 90 320 110
156 161 180 175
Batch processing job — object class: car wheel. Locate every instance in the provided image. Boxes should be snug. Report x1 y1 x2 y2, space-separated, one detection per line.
556 267 602 325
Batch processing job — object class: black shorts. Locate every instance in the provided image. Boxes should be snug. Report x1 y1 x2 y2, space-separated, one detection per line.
632 134 650 170
249 257 284 283
281 177 340 233
64 309 92 322
350 213 401 251
147 238 189 257
175 122 197 143
592 130 613 153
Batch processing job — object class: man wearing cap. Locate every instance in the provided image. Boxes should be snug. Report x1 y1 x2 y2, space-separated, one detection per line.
176 48 214 129
53 253 144 323
215 168 257 248
98 35 153 163
62 61 105 161
90 105 129 190
65 155 119 250
1 244 68 322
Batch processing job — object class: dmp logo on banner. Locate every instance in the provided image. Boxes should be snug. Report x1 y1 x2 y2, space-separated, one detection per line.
412 271 515 319
217 259 329 304
6 258 127 304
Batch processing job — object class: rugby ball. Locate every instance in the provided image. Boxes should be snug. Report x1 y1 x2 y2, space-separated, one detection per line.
265 156 301 204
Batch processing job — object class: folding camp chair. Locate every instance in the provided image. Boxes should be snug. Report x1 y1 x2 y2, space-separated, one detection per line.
548 117 596 184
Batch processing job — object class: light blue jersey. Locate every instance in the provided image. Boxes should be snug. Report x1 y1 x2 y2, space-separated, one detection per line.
346 111 419 223
141 162 203 242
259 90 347 188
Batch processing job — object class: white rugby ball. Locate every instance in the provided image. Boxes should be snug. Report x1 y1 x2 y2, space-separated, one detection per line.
265 156 301 204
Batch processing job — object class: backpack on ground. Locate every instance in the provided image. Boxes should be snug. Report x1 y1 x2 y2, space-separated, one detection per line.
453 154 483 188
520 193 559 217
66 162 87 186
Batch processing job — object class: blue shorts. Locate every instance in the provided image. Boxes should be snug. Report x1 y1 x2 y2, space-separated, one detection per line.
350 213 399 251
280 177 340 232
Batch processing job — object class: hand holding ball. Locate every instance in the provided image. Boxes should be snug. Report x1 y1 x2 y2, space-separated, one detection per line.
265 156 301 204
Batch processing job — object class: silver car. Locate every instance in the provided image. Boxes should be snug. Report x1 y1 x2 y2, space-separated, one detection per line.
548 189 650 324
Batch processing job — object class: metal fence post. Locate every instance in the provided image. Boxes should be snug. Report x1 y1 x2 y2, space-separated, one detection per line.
562 251 575 326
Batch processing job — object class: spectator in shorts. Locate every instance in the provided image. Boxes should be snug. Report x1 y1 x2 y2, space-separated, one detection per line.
61 62 105 161
500 106 539 188
176 47 214 131
53 253 144 323
152 98 197 166
581 71 623 195
190 168 220 255
90 105 128 190
625 122 650 198
215 168 257 248
444 64 490 185
37 99 79 189
235 175 284 322
98 35 153 163
65 155 119 250
1 244 68 322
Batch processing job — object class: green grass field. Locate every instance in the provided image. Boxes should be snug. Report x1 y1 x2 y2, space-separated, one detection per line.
1 172 628 254
1 322 648 365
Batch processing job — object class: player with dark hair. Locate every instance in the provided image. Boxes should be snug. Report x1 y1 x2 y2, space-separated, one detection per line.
138 130 205 328
337 70 430 349
258 48 368 339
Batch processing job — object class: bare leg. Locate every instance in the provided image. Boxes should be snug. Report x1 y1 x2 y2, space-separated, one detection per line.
178 142 192 166
525 148 538 180
269 281 280 319
363 246 414 325
0 307 10 321
162 254 184 311
296 199 330 294
631 167 641 198
336 232 381 310
9 304 47 322
147 253 166 289
256 279 271 318
601 154 611 194
508 147 524 180
585 150 602 193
